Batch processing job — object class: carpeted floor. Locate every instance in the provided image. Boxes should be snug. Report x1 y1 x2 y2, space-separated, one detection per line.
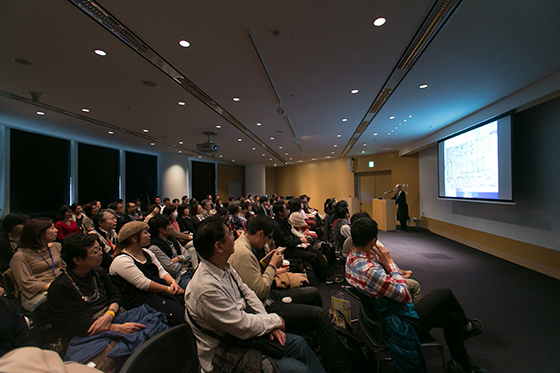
306 228 560 373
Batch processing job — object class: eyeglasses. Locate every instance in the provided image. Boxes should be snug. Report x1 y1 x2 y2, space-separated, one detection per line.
87 248 102 256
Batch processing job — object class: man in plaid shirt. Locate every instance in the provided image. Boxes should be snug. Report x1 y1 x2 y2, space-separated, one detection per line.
345 216 487 373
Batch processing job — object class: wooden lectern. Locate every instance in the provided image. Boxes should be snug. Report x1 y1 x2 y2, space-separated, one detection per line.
371 199 396 231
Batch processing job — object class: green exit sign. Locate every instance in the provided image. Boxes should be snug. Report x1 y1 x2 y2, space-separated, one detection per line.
369 161 374 168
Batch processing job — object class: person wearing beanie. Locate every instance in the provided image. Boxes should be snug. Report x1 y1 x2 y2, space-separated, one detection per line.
109 221 186 326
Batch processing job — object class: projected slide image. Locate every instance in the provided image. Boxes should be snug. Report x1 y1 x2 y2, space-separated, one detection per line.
444 121 499 199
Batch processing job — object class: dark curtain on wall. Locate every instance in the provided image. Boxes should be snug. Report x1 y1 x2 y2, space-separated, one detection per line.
126 151 157 209
10 129 70 217
191 161 216 201
78 143 119 206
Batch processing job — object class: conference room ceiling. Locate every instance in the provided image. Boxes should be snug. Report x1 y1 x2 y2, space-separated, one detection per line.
1 0 559 166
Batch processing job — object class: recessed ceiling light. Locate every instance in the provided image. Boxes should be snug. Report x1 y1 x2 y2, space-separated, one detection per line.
108 131 114 135
198 156 202 158
399 123 402 126
178 101 185 106
391 130 394 132
232 97 240 102
374 133 378 136
312 158 315 161
274 164 277 166
262 154 265 156
350 89 359 94
337 134 341 137
331 151 335 154
232 160 235 162
179 40 190 47
395 127 398 129
403 120 407 122
270 137 274 140
150 143 155 146
36 111 44 115
279 146 282 149
408 115 412 118
362 150 365 153
143 129 149 132
94 49 107 56
285 152 288 155
419 84 428 89
252 147 256 150
269 158 272 161
219 155 223 157
216 125 221 128
290 157 293 160
326 156 330 158
238 138 242 142
388 133 391 135
363 143 367 146
82 108 90 112
373 17 386 26
334 145 338 147
256 122 261 126
179 151 182 153
179 141 183 144
389 116 395 119
341 118 348 122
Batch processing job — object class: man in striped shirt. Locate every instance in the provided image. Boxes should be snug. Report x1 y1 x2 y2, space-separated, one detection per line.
345 216 487 373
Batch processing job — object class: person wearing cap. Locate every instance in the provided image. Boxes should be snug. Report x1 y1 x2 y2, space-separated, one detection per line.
109 221 186 326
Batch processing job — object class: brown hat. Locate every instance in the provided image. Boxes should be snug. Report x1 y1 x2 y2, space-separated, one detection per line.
118 221 149 242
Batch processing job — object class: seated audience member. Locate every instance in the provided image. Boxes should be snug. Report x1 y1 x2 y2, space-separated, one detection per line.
346 217 485 373
272 201 338 285
256 196 272 217
172 198 180 207
0 294 36 357
0 212 29 273
215 207 229 223
89 209 118 270
108 201 126 233
55 205 81 242
47 234 155 371
333 200 351 249
185 217 326 373
82 202 99 233
132 198 144 220
147 215 193 288
238 202 250 224
143 204 160 223
177 203 195 235
153 196 163 212
288 198 317 240
162 205 192 245
181 195 189 205
70 203 85 233
229 216 351 373
162 197 172 209
11 218 62 311
201 199 215 219
109 222 185 326
298 194 318 231
124 202 139 222
342 212 421 302
190 201 205 226
214 197 224 209
226 201 245 239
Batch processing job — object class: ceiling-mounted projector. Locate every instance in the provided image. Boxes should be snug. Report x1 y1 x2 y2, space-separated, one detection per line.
197 131 219 153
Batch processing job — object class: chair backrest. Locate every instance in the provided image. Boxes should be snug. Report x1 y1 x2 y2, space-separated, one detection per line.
120 323 199 373
2 269 19 300
347 287 385 347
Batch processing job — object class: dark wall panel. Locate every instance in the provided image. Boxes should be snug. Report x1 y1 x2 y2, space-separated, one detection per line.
10 129 70 216
126 151 157 207
78 143 119 206
191 161 216 201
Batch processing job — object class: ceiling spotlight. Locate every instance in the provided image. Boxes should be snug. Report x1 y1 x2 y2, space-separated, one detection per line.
274 164 277 166
409 115 412 118
143 129 149 133
94 49 106 56
179 141 183 144
198 156 202 158
337 134 341 138
179 151 182 153
362 150 365 153
389 116 395 119
279 146 282 149
36 111 45 115
363 143 367 146
351 89 359 94
179 40 190 47
108 131 114 135
334 145 338 147
238 138 242 142
232 160 235 162
252 147 256 150
233 97 240 102
262 154 266 156
82 108 90 112
270 137 274 140
178 101 185 106
150 143 155 146
290 157 293 160
419 84 428 89
331 151 335 154
257 122 262 126
374 133 378 136
395 127 398 129
269 158 272 161
216 125 221 128
403 120 407 122
373 17 386 26
341 118 348 122
219 155 223 157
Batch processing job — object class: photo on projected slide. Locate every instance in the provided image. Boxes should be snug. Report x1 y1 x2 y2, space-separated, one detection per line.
444 121 498 199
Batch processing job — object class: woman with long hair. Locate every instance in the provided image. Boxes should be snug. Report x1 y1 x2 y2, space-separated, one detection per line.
108 222 185 326
11 218 63 311
55 205 81 241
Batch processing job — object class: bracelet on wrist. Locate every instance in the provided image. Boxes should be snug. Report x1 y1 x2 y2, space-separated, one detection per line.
105 310 116 317
166 286 171 293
